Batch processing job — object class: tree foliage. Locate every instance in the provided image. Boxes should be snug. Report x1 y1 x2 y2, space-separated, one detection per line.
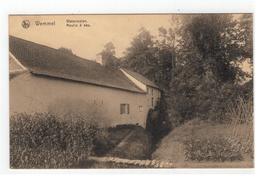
122 27 174 90
169 14 253 122
100 42 120 68
122 14 253 125
239 14 253 61
58 47 74 55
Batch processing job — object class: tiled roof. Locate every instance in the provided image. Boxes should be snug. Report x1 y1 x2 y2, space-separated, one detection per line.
9 36 145 93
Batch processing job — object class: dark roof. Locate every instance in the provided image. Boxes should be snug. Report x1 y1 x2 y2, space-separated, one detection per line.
9 36 145 93
121 68 159 89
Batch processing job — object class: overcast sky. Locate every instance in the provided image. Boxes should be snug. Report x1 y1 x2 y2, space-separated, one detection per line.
9 15 173 60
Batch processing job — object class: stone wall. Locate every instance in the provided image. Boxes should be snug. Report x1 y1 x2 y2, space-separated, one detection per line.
88 156 175 168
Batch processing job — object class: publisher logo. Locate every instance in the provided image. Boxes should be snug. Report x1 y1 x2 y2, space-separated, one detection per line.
21 20 30 29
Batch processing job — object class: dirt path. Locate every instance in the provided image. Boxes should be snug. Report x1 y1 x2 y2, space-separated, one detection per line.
107 126 151 160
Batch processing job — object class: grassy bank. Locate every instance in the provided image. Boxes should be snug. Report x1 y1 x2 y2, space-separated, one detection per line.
152 98 253 168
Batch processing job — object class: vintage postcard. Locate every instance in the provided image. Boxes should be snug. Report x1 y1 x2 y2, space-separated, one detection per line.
9 14 253 169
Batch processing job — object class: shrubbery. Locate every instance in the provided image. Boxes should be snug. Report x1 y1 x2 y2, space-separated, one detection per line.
10 113 99 168
226 97 254 158
184 136 243 162
183 97 253 162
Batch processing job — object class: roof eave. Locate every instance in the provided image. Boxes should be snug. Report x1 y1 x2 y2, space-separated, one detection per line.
31 71 146 94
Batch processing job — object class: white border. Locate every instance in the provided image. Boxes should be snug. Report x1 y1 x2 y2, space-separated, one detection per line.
0 0 258 179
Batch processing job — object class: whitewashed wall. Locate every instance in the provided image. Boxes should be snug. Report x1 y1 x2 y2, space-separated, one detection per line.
10 72 154 128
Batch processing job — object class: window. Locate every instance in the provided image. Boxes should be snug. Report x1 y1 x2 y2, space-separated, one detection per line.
120 104 130 114
93 98 103 105
138 105 143 112
151 89 154 96
151 98 154 107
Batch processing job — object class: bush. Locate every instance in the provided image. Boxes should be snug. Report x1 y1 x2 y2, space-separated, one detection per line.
92 129 114 156
226 96 254 158
184 136 243 162
183 97 253 162
227 96 253 124
10 113 99 168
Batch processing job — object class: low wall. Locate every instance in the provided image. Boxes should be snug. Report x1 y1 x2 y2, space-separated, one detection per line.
88 156 175 168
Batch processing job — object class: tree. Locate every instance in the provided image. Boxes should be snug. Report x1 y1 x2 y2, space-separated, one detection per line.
239 14 253 61
122 28 156 78
58 47 74 55
122 27 176 130
169 14 252 122
99 42 119 68
122 14 253 125
123 27 174 90
155 27 176 89
180 15 249 83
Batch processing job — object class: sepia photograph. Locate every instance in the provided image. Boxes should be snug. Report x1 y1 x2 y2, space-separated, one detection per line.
9 14 253 169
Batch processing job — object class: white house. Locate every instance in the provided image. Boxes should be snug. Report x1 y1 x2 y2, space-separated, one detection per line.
9 36 161 128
